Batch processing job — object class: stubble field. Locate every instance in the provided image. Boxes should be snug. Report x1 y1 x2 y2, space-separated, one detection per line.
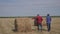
0 17 60 34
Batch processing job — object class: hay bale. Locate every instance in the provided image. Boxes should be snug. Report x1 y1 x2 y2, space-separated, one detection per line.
16 18 32 32
24 18 32 32
16 18 25 32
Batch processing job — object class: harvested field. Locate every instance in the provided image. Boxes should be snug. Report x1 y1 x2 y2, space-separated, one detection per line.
0 17 60 34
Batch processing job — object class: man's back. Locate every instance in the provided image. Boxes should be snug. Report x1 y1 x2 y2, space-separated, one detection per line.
46 16 51 23
36 16 43 24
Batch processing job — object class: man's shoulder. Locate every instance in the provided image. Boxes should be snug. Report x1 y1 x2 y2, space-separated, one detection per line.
36 16 42 17
39 16 42 17
46 16 51 18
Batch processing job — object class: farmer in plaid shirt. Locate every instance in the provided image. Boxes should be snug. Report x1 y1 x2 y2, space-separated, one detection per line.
36 14 43 31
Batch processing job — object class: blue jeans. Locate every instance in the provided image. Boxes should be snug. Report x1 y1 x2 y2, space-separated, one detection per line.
37 23 42 31
47 23 51 31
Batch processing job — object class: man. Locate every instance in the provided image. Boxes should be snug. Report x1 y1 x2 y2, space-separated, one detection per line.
13 19 18 32
46 14 52 32
33 17 38 26
36 14 43 31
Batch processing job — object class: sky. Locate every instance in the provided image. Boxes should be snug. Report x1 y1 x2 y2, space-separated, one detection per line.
0 0 60 16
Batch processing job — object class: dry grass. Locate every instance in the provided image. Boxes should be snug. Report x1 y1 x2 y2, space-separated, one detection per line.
0 17 60 34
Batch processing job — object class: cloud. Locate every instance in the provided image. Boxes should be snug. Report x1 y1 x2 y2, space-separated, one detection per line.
0 0 60 16
0 0 16 3
16 0 60 7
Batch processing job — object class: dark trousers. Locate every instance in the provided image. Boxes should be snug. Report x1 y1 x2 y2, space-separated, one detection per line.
47 23 51 31
37 23 42 31
14 19 18 32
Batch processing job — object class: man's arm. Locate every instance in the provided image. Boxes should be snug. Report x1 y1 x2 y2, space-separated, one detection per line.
50 17 52 21
46 17 47 22
41 17 43 21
